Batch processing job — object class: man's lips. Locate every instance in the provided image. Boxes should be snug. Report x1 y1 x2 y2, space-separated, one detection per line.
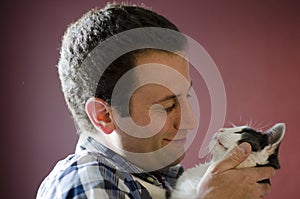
163 138 187 144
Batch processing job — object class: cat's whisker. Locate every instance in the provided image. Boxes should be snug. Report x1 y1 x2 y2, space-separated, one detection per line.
245 118 253 127
256 121 273 132
229 122 236 127
204 152 212 163
253 120 258 128
248 117 256 128
256 121 265 131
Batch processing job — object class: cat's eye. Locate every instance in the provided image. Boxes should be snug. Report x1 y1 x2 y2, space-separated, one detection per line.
234 131 243 134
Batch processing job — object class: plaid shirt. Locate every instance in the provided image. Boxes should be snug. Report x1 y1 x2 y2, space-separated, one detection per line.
37 133 184 199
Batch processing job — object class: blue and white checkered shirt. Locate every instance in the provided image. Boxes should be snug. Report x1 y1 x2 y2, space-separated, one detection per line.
37 134 184 199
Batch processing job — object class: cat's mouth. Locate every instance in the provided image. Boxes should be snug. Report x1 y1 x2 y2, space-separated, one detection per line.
217 140 228 150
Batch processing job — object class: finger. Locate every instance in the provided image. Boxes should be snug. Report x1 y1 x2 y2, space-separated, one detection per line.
257 167 276 181
257 183 271 197
241 166 276 184
210 142 252 174
244 183 262 199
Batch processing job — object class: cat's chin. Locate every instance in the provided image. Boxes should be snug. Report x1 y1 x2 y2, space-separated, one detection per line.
209 133 227 152
217 140 228 151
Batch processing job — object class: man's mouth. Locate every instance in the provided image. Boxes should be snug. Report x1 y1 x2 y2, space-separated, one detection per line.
164 138 187 145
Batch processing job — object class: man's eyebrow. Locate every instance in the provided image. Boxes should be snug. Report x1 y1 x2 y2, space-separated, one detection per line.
153 81 192 104
154 94 178 104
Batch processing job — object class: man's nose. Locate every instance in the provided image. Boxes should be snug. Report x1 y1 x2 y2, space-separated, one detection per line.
179 98 197 130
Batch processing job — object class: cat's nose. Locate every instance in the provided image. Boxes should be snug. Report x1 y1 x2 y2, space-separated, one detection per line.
218 128 225 132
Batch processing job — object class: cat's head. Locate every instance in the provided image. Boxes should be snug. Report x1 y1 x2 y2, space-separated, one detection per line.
210 123 285 169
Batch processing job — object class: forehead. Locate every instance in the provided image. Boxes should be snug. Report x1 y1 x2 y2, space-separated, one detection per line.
135 50 190 79
131 50 190 103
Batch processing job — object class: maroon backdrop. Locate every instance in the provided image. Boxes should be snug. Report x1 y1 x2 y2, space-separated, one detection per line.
3 0 300 198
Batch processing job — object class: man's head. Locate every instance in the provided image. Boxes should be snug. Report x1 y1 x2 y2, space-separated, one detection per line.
58 3 187 134
58 3 197 169
85 49 197 170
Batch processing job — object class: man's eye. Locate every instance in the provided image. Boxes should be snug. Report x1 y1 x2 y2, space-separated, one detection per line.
164 102 176 113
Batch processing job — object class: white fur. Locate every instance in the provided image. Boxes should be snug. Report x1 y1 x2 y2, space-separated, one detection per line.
171 123 285 199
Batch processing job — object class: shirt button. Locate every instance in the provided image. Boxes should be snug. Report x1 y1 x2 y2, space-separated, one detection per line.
147 177 154 182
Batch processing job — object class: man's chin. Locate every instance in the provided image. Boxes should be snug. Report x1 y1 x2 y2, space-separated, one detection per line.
167 152 185 167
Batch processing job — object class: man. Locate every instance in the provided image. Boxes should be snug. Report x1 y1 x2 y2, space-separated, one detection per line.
37 3 275 199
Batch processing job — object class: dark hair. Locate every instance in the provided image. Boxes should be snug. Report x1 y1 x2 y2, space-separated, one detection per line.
58 3 186 132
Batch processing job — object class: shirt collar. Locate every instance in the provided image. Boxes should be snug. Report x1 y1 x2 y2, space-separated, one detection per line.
76 133 183 187
76 133 163 185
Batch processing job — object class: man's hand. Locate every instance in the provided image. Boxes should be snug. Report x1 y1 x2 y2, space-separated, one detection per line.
197 142 276 199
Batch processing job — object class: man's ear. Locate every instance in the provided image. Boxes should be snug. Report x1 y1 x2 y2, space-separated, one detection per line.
85 97 115 134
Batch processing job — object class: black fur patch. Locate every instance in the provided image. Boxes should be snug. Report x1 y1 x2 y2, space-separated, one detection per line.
236 128 269 152
235 127 281 185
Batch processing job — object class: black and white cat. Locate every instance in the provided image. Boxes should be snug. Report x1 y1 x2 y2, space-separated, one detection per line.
171 123 285 199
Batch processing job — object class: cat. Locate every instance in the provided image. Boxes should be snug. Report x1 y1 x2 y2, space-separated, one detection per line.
171 123 285 199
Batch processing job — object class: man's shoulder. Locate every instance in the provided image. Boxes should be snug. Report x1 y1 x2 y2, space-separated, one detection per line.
37 151 138 199
48 151 117 179
60 151 119 180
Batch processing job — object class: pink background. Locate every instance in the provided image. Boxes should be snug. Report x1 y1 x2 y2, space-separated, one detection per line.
3 0 300 198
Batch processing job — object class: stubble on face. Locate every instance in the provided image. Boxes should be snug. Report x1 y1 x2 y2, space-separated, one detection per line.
113 50 193 167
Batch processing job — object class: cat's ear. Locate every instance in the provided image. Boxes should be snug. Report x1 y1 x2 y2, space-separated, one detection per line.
266 123 286 147
265 123 285 169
